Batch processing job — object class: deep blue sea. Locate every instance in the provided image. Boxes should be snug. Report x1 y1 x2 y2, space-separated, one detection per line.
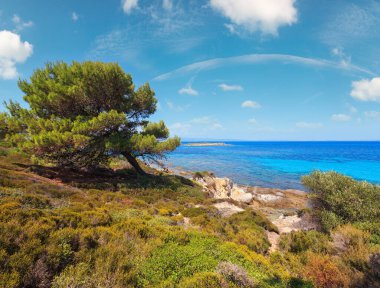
166 141 380 190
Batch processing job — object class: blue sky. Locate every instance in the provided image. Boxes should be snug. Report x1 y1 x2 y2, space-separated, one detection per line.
1 0 380 140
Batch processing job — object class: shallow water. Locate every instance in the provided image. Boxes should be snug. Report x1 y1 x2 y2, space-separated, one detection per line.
165 141 380 190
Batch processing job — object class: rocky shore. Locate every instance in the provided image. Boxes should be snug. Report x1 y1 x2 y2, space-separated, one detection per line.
156 166 318 251
191 172 317 251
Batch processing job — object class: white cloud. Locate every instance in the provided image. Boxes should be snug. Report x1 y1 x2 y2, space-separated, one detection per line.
248 118 257 124
332 47 343 57
190 116 213 124
190 116 223 129
209 0 298 35
72 12 79 22
171 122 191 129
171 116 222 136
212 123 223 129
331 114 351 122
296 122 323 129
241 100 261 109
122 0 138 14
178 86 198 96
219 83 243 91
322 3 380 47
351 77 380 102
154 53 373 81
163 0 173 10
169 122 192 135
0 30 33 79
331 47 351 67
364 111 380 120
166 101 189 112
12 14 33 32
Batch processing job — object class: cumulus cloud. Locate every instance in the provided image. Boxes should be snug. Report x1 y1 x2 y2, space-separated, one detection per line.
296 122 323 129
178 86 198 96
331 114 351 122
351 77 380 102
12 14 33 32
209 0 298 35
122 0 138 14
219 83 243 91
241 100 261 109
0 30 33 79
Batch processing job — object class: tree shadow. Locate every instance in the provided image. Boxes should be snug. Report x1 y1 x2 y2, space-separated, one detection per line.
16 163 196 192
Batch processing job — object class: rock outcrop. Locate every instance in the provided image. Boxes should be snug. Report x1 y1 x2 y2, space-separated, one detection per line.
194 174 253 203
213 202 244 217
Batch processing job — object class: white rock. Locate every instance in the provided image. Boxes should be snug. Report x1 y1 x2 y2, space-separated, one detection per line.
214 202 244 217
230 185 253 203
194 175 253 203
256 194 282 202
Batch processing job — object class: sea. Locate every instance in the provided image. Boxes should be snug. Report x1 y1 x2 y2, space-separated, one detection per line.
165 141 380 190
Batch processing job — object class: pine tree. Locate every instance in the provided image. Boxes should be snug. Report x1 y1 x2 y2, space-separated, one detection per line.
5 61 180 174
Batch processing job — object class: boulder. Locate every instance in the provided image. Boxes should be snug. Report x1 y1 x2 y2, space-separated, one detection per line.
230 186 253 203
194 174 253 203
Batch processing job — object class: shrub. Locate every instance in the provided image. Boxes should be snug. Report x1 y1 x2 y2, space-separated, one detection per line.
318 210 342 232
217 261 255 288
279 230 330 254
137 234 220 286
51 263 91 288
234 228 271 254
304 253 350 288
193 171 215 179
302 171 380 230
229 210 279 234
178 272 223 288
332 225 372 272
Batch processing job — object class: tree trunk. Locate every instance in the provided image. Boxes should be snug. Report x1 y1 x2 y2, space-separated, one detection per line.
122 152 147 175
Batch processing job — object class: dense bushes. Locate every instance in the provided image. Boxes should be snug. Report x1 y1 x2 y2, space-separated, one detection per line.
302 171 380 231
279 230 330 254
0 144 297 288
1 144 380 288
298 171 380 287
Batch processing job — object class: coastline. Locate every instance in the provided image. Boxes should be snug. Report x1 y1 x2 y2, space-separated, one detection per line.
153 163 316 250
151 162 316 236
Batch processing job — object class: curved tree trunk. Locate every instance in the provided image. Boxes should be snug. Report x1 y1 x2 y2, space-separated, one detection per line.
122 152 147 175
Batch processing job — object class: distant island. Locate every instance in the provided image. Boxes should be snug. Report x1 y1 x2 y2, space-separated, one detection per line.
184 142 231 147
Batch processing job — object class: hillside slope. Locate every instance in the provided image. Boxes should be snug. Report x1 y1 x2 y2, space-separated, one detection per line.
0 142 309 288
1 142 379 287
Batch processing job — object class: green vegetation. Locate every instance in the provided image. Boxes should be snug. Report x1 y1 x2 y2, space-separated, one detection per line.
295 171 380 287
0 143 301 288
1 142 378 287
1 61 180 175
302 171 380 232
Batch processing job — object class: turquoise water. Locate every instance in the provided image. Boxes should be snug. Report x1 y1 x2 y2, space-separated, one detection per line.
166 141 380 190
